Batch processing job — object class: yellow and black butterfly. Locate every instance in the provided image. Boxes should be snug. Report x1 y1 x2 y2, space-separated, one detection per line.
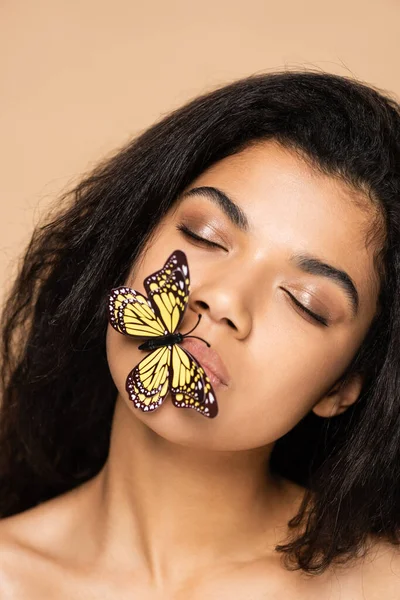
107 249 218 418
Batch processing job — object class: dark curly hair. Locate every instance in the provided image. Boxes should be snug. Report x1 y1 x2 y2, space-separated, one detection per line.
1 69 400 575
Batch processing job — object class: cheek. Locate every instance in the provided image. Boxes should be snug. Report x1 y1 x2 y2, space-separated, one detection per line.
216 386 314 449
221 332 350 448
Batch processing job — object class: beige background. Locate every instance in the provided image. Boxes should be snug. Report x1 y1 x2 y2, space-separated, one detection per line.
1 0 400 298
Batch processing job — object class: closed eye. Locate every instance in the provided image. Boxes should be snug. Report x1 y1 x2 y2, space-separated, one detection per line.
281 289 329 327
176 223 225 250
176 223 329 327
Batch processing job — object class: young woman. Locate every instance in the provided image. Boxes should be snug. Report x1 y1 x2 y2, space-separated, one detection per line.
0 70 399 598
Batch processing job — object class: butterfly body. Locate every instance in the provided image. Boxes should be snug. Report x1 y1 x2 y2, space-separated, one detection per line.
107 250 219 418
138 332 184 351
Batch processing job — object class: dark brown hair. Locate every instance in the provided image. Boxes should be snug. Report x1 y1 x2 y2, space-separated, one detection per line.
1 70 400 574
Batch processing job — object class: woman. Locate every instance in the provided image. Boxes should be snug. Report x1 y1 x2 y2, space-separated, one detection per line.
0 70 399 598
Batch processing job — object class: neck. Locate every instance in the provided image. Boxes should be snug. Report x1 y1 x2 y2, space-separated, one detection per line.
87 397 300 584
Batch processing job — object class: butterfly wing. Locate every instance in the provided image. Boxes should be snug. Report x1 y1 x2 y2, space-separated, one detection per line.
109 250 219 418
125 342 218 418
143 249 190 335
108 287 166 338
126 345 172 412
169 344 218 418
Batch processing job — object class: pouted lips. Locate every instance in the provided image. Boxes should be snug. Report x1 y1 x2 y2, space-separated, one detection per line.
179 337 230 387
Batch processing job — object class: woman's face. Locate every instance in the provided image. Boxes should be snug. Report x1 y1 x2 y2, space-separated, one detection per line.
106 140 381 451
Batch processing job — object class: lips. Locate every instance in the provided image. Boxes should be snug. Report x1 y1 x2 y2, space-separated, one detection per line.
179 337 230 387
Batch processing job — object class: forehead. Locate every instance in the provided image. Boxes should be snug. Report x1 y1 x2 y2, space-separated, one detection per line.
182 140 383 314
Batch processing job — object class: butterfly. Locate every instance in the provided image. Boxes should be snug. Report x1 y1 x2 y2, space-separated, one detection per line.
107 249 219 418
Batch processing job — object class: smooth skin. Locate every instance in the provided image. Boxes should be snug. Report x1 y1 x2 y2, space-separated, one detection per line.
0 140 399 599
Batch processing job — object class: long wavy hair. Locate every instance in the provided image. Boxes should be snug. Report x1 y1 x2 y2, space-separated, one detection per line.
1 70 400 575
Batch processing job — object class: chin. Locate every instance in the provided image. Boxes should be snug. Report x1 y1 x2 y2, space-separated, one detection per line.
120 393 263 452
127 393 221 446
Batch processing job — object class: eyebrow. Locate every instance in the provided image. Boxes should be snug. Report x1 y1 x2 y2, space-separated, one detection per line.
182 186 249 232
182 185 360 318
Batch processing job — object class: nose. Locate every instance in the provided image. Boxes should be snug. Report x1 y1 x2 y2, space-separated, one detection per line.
187 270 253 340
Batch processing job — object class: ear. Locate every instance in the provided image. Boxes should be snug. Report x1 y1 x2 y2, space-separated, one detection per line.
312 372 364 418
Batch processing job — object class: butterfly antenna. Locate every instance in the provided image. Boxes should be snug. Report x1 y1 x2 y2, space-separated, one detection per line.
180 314 211 347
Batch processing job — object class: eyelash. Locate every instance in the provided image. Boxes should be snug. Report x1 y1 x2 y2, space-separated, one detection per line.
176 223 329 327
282 289 329 327
176 223 225 249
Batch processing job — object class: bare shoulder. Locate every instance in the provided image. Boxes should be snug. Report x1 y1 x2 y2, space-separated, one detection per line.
327 537 400 599
0 510 47 598
0 512 40 598
281 480 400 597
0 480 96 598
360 538 400 595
